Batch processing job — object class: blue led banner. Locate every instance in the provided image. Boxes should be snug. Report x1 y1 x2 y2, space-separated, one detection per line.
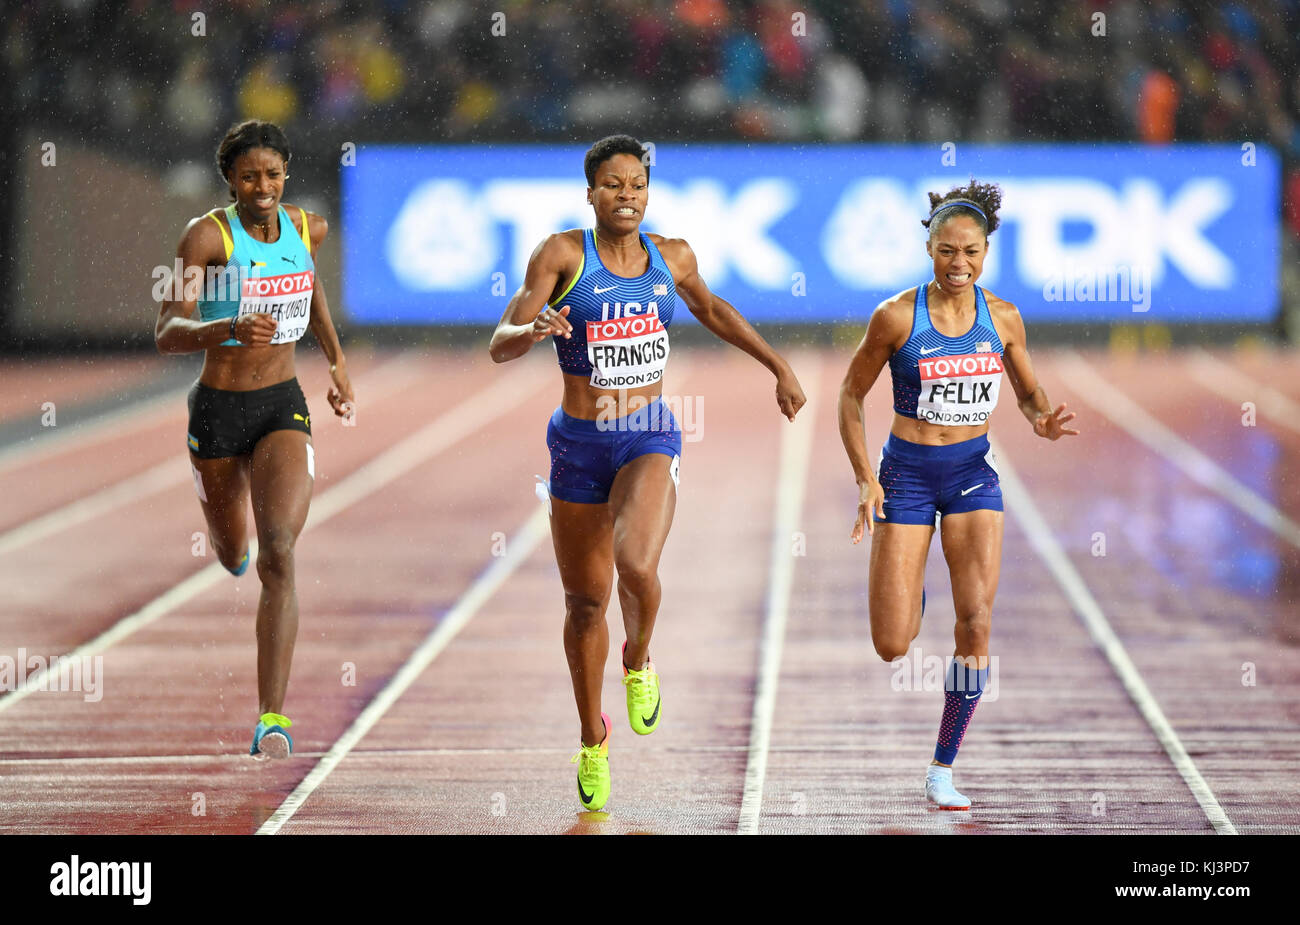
341 144 1280 324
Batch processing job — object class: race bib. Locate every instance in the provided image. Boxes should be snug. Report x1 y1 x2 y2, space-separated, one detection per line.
916 351 1003 425
586 313 670 389
239 270 314 345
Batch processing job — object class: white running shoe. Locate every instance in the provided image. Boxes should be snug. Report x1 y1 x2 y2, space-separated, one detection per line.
926 765 971 810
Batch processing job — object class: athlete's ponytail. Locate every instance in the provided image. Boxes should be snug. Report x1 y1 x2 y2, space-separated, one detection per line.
216 120 292 200
921 180 1003 237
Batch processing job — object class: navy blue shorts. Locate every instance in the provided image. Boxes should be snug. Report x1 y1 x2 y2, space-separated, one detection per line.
546 400 682 504
873 432 1003 526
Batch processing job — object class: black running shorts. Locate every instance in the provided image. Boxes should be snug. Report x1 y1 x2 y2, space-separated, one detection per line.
186 378 311 459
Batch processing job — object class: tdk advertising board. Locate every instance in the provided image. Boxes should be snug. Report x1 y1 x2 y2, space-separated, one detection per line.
342 144 1279 325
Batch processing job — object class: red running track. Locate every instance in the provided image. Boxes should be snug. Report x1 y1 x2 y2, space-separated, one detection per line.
0 346 1296 834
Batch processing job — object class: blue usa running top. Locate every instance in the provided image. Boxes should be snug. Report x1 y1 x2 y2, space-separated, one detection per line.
196 204 315 347
550 229 676 390
890 282 1006 427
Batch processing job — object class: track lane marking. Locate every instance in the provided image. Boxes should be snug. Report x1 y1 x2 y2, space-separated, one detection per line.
0 362 537 715
0 353 430 555
992 435 1237 835
738 355 820 835
256 504 550 835
1185 348 1300 436
1057 351 1300 549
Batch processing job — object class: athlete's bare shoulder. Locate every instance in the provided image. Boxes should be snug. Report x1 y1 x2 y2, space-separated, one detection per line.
178 208 229 264
643 234 698 283
644 232 688 258
871 286 920 333
982 288 1022 321
981 288 1025 346
528 229 584 279
879 286 921 313
982 287 1019 316
553 228 586 250
856 287 918 355
533 228 583 260
282 202 329 248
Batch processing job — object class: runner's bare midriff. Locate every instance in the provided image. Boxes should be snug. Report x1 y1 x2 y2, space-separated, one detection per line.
200 343 296 391
889 413 990 446
561 373 663 420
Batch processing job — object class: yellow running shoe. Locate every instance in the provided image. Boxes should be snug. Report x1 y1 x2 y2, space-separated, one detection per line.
250 712 293 758
622 641 661 735
570 712 611 811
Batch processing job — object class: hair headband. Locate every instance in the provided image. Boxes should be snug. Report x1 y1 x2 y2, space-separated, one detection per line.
930 199 987 222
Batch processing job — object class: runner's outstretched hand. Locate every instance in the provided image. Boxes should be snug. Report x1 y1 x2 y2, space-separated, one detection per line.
532 305 573 341
1033 403 1079 440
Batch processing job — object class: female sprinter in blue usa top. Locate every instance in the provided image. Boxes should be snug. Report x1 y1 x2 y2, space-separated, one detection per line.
838 181 1078 810
490 135 806 812
155 120 355 760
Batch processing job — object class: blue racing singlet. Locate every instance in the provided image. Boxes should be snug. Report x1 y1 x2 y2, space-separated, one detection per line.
550 229 676 389
889 282 1005 426
197 204 315 346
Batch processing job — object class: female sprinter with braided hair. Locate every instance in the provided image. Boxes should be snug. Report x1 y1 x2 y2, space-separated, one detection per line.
155 119 355 759
837 181 1078 809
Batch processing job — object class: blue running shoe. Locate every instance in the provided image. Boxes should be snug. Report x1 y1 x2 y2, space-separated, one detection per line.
250 712 293 758
227 550 250 577
925 764 970 810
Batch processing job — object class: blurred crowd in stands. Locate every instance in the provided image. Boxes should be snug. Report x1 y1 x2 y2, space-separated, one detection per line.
7 0 1300 238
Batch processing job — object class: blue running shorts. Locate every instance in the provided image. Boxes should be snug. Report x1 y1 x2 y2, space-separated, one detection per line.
547 399 682 504
872 432 1003 525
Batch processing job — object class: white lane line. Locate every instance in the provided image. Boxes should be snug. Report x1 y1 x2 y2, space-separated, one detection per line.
256 504 550 835
992 436 1238 835
0 353 428 555
1058 352 1300 549
0 391 180 476
256 362 699 834
0 363 538 716
1186 349 1300 435
0 353 414 475
0 746 569 765
738 355 820 835
0 458 181 556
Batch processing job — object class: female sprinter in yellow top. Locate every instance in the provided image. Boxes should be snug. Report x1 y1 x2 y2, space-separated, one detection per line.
838 181 1078 809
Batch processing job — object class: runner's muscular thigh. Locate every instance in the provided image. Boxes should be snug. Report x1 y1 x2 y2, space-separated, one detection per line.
249 431 314 536
939 509 1002 614
868 522 933 637
549 498 615 605
609 453 676 567
189 451 250 550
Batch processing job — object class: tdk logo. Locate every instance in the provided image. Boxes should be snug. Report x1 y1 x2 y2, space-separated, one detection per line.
386 175 1237 295
823 176 1235 291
